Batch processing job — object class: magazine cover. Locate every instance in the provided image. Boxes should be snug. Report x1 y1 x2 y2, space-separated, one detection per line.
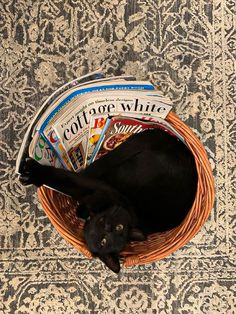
85 111 183 165
51 83 161 171
15 69 104 174
39 80 154 133
34 75 136 135
85 114 109 165
53 90 172 171
39 80 154 170
28 132 63 169
91 116 181 162
38 76 138 169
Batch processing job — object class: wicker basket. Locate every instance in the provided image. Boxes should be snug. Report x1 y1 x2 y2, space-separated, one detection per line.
38 112 214 267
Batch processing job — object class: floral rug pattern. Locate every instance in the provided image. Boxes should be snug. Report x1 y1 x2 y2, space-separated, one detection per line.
0 0 235 313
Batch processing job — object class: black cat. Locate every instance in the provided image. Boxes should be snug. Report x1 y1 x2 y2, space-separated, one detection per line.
20 129 197 273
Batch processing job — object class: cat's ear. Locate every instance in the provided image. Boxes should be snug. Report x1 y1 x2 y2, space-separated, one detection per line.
98 253 120 273
129 228 147 241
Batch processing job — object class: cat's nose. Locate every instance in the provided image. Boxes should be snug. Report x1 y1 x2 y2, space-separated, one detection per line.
105 224 112 232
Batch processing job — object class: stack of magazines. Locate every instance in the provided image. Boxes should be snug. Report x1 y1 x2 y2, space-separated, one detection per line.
16 69 184 175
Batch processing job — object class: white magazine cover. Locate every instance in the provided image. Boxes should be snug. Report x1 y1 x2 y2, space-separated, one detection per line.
41 80 156 170
53 89 173 171
40 76 139 168
27 73 134 171
34 75 136 134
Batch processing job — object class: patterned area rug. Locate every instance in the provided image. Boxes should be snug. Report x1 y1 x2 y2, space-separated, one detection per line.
0 0 235 313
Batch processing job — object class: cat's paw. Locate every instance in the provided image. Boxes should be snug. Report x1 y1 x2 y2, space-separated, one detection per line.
19 174 33 186
19 158 42 186
22 157 40 174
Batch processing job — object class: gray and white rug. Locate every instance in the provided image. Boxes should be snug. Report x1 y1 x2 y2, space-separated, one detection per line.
0 0 235 313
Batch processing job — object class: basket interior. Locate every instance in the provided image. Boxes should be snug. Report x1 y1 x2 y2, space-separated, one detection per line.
38 112 214 267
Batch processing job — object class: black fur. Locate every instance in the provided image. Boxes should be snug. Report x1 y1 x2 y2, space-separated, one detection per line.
20 129 197 273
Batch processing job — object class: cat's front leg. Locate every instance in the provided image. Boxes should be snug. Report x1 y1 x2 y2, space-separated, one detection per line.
19 158 121 203
19 158 90 199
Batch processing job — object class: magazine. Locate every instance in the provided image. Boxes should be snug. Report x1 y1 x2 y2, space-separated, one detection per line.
86 112 184 165
40 76 140 169
16 71 177 182
39 79 153 133
46 83 158 171
27 75 137 172
91 115 181 162
15 69 105 174
28 132 63 168
53 90 172 171
34 75 136 135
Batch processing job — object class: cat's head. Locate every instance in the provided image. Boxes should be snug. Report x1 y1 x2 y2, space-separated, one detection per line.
84 204 146 273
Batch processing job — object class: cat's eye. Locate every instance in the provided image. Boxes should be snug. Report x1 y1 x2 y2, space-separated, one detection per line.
116 224 124 232
100 238 107 246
